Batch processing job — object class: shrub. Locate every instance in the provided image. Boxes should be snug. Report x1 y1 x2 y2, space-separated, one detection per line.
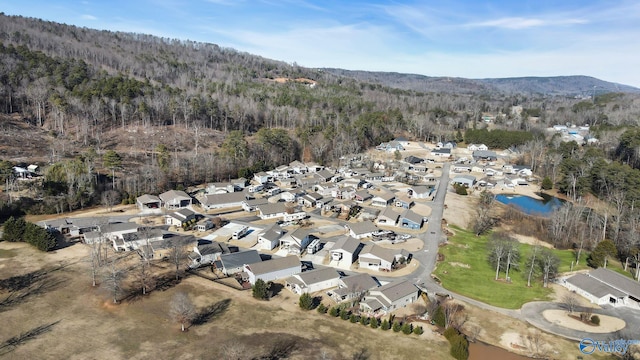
252 279 269 300
392 321 402 332
340 310 351 320
350 314 358 323
432 305 446 328
380 319 390 331
402 323 413 335
329 307 340 317
316 303 326 314
449 333 469 360
359 316 369 326
453 183 468 195
591 315 600 325
299 293 314 310
413 326 424 335
541 176 553 190
444 326 459 341
370 317 379 329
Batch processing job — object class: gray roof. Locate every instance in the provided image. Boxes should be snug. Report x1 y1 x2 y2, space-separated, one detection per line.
100 222 139 234
260 224 286 242
137 194 161 204
159 190 191 203
432 148 451 154
566 273 627 298
316 169 334 181
452 175 476 182
373 191 395 201
339 273 380 292
410 185 432 194
168 208 195 220
121 229 164 243
331 236 361 255
590 268 640 299
379 207 401 221
202 192 246 206
401 209 424 224
296 267 339 285
244 198 269 206
377 280 419 303
360 243 396 263
245 256 301 276
257 203 288 215
472 150 498 158
198 242 230 256
221 250 262 270
347 221 379 235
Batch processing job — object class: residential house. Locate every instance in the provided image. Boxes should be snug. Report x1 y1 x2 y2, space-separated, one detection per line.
289 160 308 174
42 217 102 236
195 218 214 232
278 177 297 189
376 207 400 227
280 189 304 203
407 185 433 199
564 268 640 309
188 242 231 268
472 150 498 162
328 273 380 303
451 175 476 188
165 208 196 227
220 250 262 276
316 169 335 183
159 190 192 209
119 228 164 251
371 192 395 207
315 184 339 197
136 194 162 212
399 209 425 229
279 228 318 255
394 136 410 147
467 144 488 151
358 243 409 271
345 221 379 239
206 182 235 194
285 267 341 294
360 280 420 314
257 203 306 221
442 141 457 149
200 192 246 210
353 190 373 203
329 236 362 264
82 222 139 250
141 235 197 261
431 148 451 158
404 155 424 165
253 172 272 184
242 198 269 213
257 224 286 250
244 256 302 285
452 165 472 173
394 195 414 209
299 192 323 208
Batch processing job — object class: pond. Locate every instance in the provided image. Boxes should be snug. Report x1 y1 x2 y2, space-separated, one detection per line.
495 193 563 216
469 341 534 360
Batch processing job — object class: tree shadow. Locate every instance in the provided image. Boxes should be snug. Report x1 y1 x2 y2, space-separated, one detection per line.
268 282 284 298
0 320 60 356
254 338 298 360
191 298 232 326
0 272 67 312
154 274 182 291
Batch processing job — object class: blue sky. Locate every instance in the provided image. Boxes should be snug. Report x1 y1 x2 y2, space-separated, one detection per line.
3 0 640 87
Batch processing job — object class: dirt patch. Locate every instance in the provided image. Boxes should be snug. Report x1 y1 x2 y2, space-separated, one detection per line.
449 262 471 268
542 309 625 333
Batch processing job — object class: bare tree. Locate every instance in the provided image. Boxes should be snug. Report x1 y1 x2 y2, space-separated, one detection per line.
101 190 120 212
540 249 560 288
218 341 252 360
169 291 196 332
561 292 580 313
167 239 188 281
86 241 102 287
473 190 495 236
487 233 508 281
102 257 125 304
135 259 155 295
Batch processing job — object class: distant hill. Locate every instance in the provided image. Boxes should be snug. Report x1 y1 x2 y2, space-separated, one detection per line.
321 69 640 96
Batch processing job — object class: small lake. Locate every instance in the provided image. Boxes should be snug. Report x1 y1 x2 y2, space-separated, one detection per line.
495 193 563 216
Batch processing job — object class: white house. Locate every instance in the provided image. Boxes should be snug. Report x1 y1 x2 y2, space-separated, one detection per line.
257 224 286 250
242 198 268 212
329 236 362 265
165 208 196 227
407 185 433 199
285 267 341 294
431 148 451 158
188 242 230 268
358 243 409 271
376 207 400 227
359 280 420 315
328 273 380 303
256 203 288 220
279 228 318 255
345 221 379 239
159 190 192 209
201 192 246 210
244 256 302 285
564 268 640 309
371 192 395 207
467 144 488 151
451 175 476 188
219 250 262 276
136 194 162 212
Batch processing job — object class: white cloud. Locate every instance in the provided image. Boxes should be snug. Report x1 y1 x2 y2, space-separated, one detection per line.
466 17 587 30
81 14 97 20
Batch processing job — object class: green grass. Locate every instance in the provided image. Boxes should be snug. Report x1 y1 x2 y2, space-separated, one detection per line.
435 227 589 309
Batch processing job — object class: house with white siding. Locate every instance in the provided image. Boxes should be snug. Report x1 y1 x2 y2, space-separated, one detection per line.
159 190 192 209
257 224 286 250
360 280 420 314
564 268 640 309
244 256 302 285
328 273 380 303
285 267 341 294
219 250 262 276
358 243 410 271
345 221 379 239
165 208 196 227
200 192 246 210
329 236 362 265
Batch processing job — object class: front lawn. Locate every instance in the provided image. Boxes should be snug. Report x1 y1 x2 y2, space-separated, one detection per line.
434 227 589 309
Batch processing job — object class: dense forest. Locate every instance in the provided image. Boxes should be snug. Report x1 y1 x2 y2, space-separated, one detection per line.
2 13 640 269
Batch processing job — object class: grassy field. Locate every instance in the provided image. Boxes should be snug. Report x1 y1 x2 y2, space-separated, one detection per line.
0 241 451 360
435 227 595 309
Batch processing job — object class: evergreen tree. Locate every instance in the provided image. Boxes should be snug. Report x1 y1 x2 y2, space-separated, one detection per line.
380 319 390 330
252 279 269 300
298 293 313 310
402 322 413 334
392 321 402 332
541 176 553 190
329 307 340 317
369 317 379 329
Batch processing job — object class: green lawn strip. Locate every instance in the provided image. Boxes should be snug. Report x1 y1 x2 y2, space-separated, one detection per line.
436 227 551 309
